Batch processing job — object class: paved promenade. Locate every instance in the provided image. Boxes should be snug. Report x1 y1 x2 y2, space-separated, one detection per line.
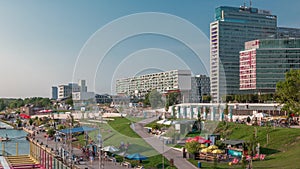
31 130 123 169
133 117 198 169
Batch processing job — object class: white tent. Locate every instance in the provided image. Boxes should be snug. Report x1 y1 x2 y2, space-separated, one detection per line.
163 120 174 125
253 113 270 118
156 119 167 124
101 146 119 152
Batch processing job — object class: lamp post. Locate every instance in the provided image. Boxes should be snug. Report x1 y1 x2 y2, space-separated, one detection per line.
162 137 164 169
97 132 103 169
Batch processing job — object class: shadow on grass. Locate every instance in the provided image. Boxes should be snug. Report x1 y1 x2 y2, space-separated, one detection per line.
127 143 154 154
260 147 280 155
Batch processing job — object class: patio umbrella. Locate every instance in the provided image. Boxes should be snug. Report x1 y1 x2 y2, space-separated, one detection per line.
186 136 211 144
208 145 218 150
20 113 30 119
126 153 147 161
201 148 212 153
117 151 129 157
212 149 223 154
200 144 207 148
101 146 119 152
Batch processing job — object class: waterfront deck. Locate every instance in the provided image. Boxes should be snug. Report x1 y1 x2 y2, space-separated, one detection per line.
0 156 9 169
5 155 40 169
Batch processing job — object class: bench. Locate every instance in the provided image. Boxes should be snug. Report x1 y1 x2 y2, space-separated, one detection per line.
206 155 216 161
199 153 207 160
108 157 116 163
122 161 131 168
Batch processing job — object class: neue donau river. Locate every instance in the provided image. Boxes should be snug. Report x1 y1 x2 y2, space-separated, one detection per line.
0 121 29 155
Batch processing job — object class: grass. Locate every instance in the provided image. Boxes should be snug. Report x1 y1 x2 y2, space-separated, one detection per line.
75 117 177 169
107 117 140 138
125 155 176 169
189 122 300 168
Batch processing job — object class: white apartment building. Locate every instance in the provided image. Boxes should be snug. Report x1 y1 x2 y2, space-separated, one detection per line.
116 70 192 102
57 80 88 99
58 83 80 99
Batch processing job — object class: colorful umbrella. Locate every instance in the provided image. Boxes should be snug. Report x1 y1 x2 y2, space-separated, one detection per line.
212 149 223 154
208 145 218 150
201 148 212 153
185 136 211 144
126 153 147 161
200 144 207 148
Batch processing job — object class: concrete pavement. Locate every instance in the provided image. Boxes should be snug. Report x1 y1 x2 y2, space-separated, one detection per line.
31 130 123 169
133 117 198 169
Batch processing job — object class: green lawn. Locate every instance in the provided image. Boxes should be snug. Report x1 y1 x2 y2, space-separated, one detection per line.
107 117 140 138
189 122 300 168
75 117 177 169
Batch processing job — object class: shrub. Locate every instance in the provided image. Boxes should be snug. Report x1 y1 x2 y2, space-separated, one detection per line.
185 141 201 154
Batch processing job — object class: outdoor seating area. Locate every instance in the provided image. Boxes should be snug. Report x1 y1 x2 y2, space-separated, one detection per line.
121 161 131 168
185 135 269 168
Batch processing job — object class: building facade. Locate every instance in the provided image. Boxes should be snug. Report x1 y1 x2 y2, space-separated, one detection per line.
277 27 300 39
57 80 88 99
116 70 192 103
240 38 300 93
210 5 277 102
51 86 58 100
58 83 79 99
190 75 210 103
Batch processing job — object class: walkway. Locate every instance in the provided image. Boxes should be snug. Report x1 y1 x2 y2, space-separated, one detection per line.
32 130 121 169
0 156 9 169
133 117 198 169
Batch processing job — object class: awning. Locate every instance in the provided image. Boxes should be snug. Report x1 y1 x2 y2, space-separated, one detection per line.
223 140 245 146
59 126 96 134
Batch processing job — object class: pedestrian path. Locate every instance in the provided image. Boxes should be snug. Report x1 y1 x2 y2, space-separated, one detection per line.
133 118 198 169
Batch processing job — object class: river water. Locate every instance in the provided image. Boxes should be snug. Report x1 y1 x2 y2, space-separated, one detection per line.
0 122 29 155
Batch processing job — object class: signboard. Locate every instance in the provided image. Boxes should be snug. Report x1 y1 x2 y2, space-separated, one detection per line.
228 149 242 157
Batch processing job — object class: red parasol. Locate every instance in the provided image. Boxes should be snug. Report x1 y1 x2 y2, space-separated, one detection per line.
186 136 211 144
20 113 30 119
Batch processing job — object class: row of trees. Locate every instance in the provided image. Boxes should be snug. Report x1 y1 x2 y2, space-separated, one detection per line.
0 97 52 111
225 69 300 116
275 69 300 116
222 93 274 103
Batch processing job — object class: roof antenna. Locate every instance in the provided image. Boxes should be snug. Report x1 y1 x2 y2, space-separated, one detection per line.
250 0 252 8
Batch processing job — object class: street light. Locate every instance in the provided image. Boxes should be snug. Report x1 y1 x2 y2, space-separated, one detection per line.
97 132 104 169
161 137 165 169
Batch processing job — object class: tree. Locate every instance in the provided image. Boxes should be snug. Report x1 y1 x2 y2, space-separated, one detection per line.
29 118 34 126
0 99 5 111
166 92 180 106
149 90 163 109
276 69 300 115
202 95 211 103
65 96 73 106
47 128 56 137
57 124 66 130
185 141 201 154
143 92 150 107
16 119 22 127
197 108 202 131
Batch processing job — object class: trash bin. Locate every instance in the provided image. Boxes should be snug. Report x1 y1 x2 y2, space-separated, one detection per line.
183 148 186 158
170 158 174 166
198 161 201 168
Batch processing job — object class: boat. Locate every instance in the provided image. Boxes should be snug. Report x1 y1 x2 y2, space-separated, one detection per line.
0 136 10 142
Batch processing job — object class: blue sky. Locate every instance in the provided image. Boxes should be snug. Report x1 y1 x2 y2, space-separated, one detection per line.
0 0 299 98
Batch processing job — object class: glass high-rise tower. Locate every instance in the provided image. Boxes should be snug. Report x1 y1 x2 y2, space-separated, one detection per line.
210 5 277 102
